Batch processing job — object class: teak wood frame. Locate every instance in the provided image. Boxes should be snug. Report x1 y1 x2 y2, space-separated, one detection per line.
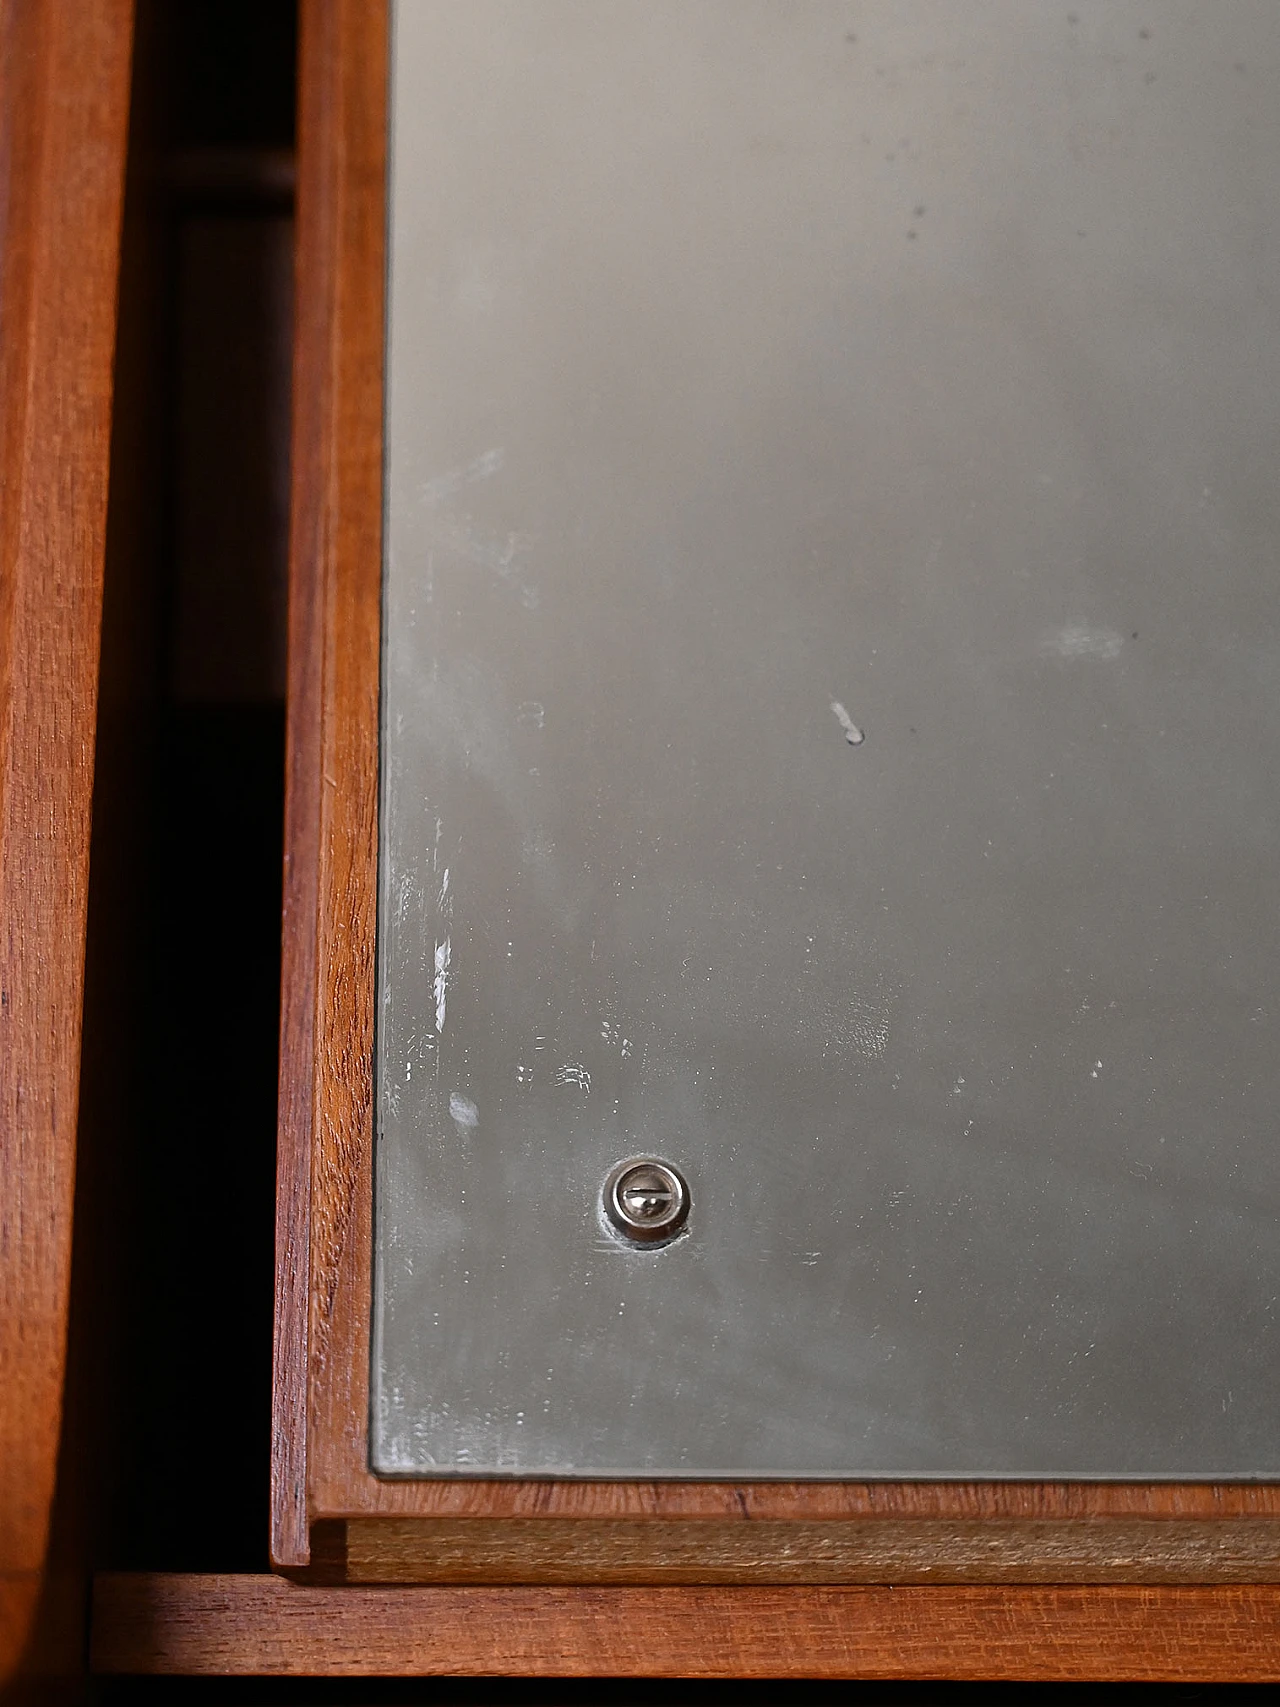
86 1573 1280 1683
273 0 1280 1606
0 0 134 1679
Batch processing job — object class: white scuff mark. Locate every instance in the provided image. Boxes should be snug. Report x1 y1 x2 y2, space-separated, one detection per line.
449 1092 479 1130
420 448 505 507
516 701 545 729
443 518 539 609
1091 1059 1102 1079
817 997 891 1061
601 1019 635 1059
394 871 419 926
848 1012 889 1059
521 831 557 867
438 866 451 911
1043 625 1124 661
555 1062 591 1092
830 700 865 745
433 936 451 1034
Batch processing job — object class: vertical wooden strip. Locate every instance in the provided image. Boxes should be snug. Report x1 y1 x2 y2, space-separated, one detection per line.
308 0 389 1515
273 0 388 1566
0 0 134 1677
271 0 328 1574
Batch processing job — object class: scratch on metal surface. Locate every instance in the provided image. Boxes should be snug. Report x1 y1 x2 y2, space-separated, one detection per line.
449 1092 479 1129
433 936 451 1034
830 700 865 745
419 447 505 506
555 1062 592 1092
1043 624 1124 661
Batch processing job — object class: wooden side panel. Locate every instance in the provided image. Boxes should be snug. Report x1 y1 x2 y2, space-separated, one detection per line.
91 1572 1280 1681
0 0 133 1677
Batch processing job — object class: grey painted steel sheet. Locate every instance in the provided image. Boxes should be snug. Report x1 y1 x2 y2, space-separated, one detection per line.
373 2 1280 1477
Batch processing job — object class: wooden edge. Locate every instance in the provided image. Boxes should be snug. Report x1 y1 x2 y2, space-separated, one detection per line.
0 0 134 1679
302 0 388 1533
314 1514 1280 1586
281 0 1280 1566
272 0 335 1575
91 1572 1280 1680
308 1480 1280 1523
272 0 390 1572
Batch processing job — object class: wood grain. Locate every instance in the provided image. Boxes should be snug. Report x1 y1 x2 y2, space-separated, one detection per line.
275 0 1280 1598
0 0 134 1679
273 0 392 1570
329 1515 1280 1586
313 1480 1280 1523
91 1572 1280 1680
272 0 333 1573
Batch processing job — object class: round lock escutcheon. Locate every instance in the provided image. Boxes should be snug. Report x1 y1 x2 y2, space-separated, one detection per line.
603 1158 689 1245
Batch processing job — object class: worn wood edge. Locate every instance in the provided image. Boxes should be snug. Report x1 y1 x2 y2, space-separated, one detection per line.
285 0 1280 1560
311 1479 1280 1523
317 1516 1280 1586
272 0 339 1575
303 0 388 1540
90 1573 1280 1680
0 0 134 1680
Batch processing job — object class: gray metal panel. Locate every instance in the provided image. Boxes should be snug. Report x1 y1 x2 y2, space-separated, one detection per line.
373 0 1280 1477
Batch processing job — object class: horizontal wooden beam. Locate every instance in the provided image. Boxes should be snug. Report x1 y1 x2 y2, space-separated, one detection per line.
92 1573 1280 1680
325 1514 1280 1585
